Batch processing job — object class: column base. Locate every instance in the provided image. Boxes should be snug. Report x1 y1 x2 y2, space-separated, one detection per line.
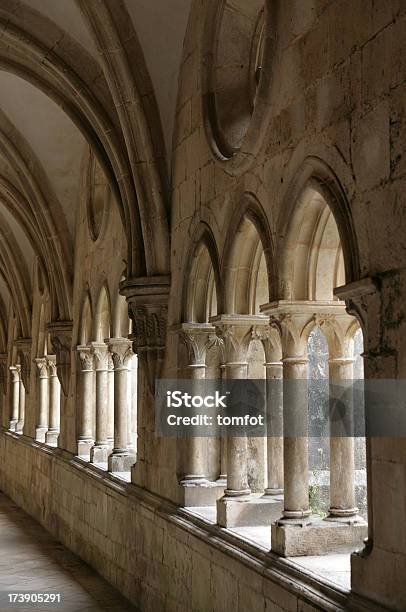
9 420 17 432
45 430 59 445
35 427 48 443
271 515 367 557
217 493 283 528
264 487 284 496
108 451 136 473
15 422 24 435
179 479 225 507
90 444 109 463
77 439 93 457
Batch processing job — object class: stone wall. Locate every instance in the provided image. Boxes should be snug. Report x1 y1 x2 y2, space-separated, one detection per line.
0 430 356 612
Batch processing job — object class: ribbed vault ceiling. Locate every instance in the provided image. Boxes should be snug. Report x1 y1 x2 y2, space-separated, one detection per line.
0 0 191 341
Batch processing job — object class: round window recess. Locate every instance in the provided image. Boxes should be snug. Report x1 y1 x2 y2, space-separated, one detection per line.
86 150 110 242
203 0 272 171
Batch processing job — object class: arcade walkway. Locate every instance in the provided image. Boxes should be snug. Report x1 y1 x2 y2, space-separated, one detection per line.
0 494 137 612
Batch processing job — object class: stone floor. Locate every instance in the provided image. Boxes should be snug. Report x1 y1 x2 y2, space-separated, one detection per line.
0 493 138 612
187 506 355 590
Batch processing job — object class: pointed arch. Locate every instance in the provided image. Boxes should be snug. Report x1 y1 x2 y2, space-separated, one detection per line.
182 224 222 323
276 157 360 301
222 193 274 314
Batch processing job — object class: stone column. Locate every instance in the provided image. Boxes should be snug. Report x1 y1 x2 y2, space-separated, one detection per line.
218 363 227 482
254 323 284 496
34 358 49 441
213 315 279 527
46 356 60 445
264 359 284 495
267 300 368 557
108 338 135 472
326 355 359 520
9 365 20 431
107 352 114 447
77 346 95 456
90 342 110 463
178 324 214 484
16 372 26 434
281 355 310 520
214 320 252 498
15 338 32 437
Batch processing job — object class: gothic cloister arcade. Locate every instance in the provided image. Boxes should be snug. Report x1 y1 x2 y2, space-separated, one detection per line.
0 1 404 611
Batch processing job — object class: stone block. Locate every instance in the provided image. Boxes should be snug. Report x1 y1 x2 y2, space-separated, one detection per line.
90 444 109 464
271 516 367 557
217 493 283 528
108 451 136 473
180 480 225 507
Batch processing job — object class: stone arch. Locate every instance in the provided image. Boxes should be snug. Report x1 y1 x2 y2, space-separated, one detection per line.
183 224 222 323
222 194 274 314
276 157 360 300
0 0 170 278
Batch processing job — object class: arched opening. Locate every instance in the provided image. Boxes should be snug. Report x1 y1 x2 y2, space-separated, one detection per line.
224 215 269 314
270 175 367 568
185 239 219 324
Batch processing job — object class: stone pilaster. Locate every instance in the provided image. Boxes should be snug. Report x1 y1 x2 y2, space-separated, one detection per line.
120 275 170 491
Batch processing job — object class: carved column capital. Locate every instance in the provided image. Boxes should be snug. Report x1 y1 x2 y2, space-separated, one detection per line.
91 342 110 371
9 364 21 383
77 345 94 372
46 355 57 378
108 338 133 370
210 314 268 364
48 321 73 396
175 323 217 366
35 357 48 379
251 322 282 363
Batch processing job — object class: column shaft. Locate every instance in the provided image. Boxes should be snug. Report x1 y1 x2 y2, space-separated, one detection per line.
225 362 250 496
264 361 284 495
9 366 20 430
16 379 25 434
108 338 135 472
327 357 357 518
181 364 207 482
282 358 310 519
